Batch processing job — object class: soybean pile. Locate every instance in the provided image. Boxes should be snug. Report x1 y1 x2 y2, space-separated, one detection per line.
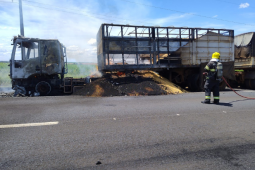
73 71 187 97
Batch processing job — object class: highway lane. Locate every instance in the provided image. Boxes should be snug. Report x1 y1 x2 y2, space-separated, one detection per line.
0 90 255 169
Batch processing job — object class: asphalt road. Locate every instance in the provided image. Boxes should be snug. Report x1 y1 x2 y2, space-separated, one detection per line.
1 90 255 170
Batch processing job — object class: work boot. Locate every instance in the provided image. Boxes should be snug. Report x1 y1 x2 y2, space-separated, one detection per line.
213 99 219 104
201 99 210 104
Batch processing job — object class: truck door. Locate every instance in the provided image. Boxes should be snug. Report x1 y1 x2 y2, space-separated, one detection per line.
11 40 40 79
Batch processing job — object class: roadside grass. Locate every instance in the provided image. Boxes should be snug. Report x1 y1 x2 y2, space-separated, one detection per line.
0 63 11 87
0 62 98 87
65 63 98 78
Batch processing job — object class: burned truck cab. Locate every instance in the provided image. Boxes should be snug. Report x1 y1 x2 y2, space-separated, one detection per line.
10 36 68 96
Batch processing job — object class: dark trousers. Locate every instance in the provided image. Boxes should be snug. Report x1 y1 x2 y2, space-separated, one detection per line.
204 79 220 102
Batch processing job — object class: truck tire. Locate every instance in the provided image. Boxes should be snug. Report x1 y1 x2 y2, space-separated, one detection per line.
35 81 51 96
245 79 251 89
250 79 255 90
228 79 238 88
187 74 201 92
245 79 255 89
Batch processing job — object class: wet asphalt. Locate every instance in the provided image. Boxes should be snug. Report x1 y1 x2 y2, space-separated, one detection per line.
1 90 255 169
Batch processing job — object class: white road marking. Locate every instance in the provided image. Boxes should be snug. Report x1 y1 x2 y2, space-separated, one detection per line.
0 122 59 128
176 114 180 116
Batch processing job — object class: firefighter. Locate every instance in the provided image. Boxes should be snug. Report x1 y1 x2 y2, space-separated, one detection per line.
201 52 222 104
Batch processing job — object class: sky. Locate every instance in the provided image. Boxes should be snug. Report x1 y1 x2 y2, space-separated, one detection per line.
0 0 254 62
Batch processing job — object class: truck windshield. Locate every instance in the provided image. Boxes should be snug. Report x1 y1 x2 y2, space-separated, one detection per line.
15 41 39 60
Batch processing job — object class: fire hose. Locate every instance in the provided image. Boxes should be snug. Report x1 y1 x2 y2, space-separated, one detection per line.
222 76 255 100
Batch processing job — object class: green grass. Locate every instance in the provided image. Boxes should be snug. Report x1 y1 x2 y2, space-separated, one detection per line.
0 62 98 87
0 62 11 86
65 63 98 78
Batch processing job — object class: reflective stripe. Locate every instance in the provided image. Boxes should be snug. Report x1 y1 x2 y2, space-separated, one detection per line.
205 96 211 99
214 96 220 99
205 65 209 70
210 69 216 72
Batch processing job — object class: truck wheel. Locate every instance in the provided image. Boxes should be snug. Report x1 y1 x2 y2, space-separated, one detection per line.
250 79 255 90
228 79 238 88
245 79 255 89
245 79 251 89
187 74 201 92
35 81 51 96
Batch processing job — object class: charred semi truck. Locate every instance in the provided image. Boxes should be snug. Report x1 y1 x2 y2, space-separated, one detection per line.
10 0 89 96
97 23 235 91
10 36 88 96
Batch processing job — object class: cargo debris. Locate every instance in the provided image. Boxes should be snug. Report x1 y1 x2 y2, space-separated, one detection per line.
73 71 186 97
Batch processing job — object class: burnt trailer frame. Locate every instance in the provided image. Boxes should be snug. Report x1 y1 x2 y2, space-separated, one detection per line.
97 23 235 91
233 32 255 89
97 23 234 72
234 32 255 68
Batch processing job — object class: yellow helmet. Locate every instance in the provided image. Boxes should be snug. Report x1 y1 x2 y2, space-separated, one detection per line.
212 52 220 59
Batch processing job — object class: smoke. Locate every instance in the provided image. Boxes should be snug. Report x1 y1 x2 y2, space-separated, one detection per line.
0 76 13 93
0 62 12 93
65 61 101 79
0 87 14 93
66 45 97 63
88 38 96 46
76 63 102 78
90 70 102 78
71 61 102 78
142 60 150 65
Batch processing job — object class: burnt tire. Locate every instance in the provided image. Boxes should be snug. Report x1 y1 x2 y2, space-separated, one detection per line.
245 79 255 89
187 74 201 92
251 79 255 90
245 79 251 89
228 79 238 88
35 81 51 96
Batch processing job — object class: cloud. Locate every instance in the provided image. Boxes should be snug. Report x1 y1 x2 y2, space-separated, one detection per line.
0 27 18 30
0 0 155 62
150 13 193 26
212 15 218 18
88 38 96 45
0 48 7 53
0 0 254 63
232 24 255 35
0 0 194 62
239 3 250 8
67 45 79 51
0 0 103 62
3 52 11 55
